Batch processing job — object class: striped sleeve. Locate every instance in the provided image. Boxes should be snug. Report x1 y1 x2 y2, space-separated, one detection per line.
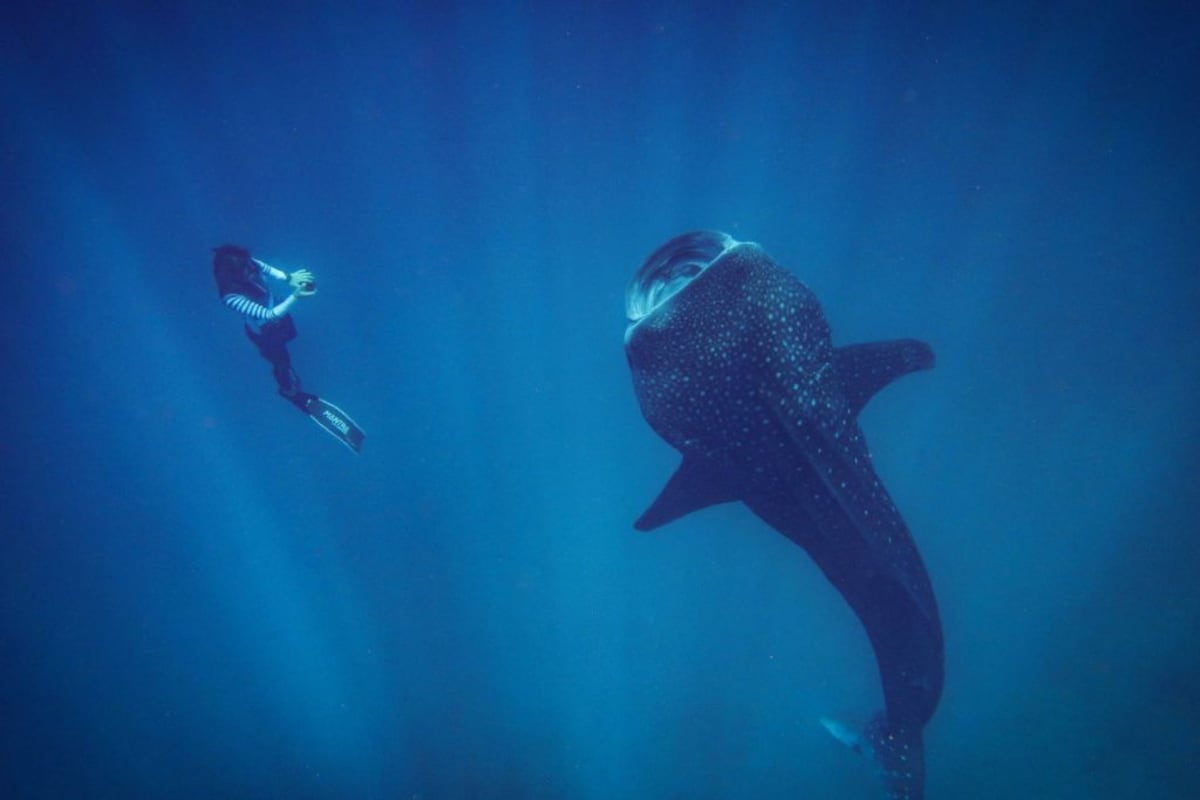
224 293 282 320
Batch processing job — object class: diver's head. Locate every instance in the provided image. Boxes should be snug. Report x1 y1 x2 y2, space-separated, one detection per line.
212 244 256 296
212 243 251 269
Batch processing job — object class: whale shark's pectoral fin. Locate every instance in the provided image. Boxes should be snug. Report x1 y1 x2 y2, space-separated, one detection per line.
834 339 935 418
635 453 740 531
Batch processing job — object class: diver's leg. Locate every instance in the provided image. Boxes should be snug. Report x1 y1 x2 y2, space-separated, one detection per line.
271 349 317 412
246 321 316 412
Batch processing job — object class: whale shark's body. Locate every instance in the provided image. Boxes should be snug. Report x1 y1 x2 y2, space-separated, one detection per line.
624 232 943 799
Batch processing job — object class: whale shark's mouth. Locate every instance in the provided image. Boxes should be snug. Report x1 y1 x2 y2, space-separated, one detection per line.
625 230 739 323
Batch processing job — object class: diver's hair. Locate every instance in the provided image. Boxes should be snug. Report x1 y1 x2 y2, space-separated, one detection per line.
212 244 266 302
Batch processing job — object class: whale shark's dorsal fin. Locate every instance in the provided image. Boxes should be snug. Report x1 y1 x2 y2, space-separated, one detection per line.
635 453 740 531
833 339 935 419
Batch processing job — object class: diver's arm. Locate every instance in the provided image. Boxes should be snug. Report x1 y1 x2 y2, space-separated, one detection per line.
252 258 290 282
223 291 302 321
253 258 317 294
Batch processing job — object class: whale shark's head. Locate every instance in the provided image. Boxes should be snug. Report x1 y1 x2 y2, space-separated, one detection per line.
625 230 740 326
624 230 834 459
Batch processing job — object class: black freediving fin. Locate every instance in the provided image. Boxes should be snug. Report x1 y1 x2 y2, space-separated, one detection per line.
635 453 739 531
833 339 935 418
305 396 365 453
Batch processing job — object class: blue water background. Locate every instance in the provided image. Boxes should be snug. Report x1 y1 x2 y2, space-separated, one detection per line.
2 2 1198 798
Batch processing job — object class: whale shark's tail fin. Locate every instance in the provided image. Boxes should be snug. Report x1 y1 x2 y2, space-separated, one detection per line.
820 714 925 800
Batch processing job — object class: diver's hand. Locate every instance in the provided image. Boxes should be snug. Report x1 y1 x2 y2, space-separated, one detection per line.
289 268 317 296
288 269 315 289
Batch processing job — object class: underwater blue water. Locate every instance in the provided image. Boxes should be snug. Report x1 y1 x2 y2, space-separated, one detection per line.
2 2 1198 798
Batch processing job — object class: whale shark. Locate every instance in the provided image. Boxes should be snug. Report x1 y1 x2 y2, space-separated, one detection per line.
624 231 943 799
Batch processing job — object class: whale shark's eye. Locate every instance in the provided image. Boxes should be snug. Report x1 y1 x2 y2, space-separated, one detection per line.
626 230 738 322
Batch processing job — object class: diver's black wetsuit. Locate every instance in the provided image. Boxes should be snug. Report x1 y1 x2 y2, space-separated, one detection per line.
214 246 316 413
241 314 315 412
